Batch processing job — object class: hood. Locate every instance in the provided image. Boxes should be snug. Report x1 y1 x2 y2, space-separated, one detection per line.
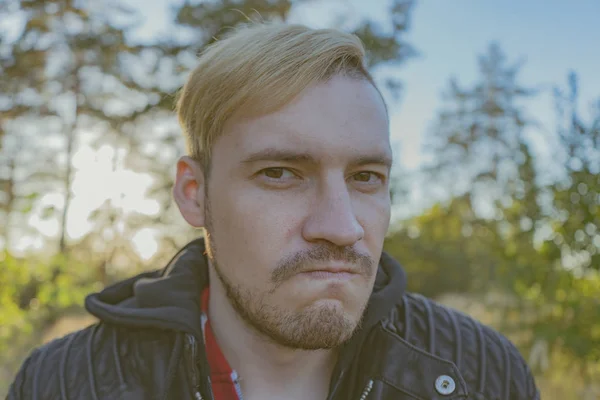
85 237 407 347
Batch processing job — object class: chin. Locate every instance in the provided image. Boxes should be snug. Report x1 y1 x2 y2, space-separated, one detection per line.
310 298 362 322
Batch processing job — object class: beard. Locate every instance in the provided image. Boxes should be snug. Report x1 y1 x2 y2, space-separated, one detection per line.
213 259 358 349
203 200 374 350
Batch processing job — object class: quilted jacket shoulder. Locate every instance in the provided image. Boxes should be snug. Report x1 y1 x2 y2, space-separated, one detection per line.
7 323 185 400
386 293 540 400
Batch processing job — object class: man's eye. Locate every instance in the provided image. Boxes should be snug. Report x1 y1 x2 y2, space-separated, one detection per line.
353 172 382 183
261 168 295 179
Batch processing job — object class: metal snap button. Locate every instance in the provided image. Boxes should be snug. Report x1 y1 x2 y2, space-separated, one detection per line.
435 375 456 395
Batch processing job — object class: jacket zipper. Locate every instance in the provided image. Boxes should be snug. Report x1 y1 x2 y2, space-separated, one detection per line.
358 379 373 400
187 334 204 400
231 370 244 400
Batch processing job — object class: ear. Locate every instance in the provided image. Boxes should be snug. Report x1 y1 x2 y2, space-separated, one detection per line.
173 156 206 228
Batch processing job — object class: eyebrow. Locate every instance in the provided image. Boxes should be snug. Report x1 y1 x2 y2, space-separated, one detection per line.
240 148 393 171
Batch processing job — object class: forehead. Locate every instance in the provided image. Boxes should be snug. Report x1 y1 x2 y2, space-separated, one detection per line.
220 76 391 164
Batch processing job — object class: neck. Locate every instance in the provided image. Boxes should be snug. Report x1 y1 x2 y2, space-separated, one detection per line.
206 270 338 399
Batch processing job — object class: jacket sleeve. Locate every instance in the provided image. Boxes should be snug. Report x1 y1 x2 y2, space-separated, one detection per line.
6 349 39 400
524 367 541 400
5 327 93 400
511 344 541 400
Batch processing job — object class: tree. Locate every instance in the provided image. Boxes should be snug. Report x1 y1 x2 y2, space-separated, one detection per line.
423 43 538 211
0 0 56 249
384 194 500 297
550 72 600 274
522 73 600 376
415 43 542 292
0 0 168 254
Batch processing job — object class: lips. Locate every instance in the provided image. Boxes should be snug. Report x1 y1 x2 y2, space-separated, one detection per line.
302 266 358 275
299 266 359 281
302 270 355 279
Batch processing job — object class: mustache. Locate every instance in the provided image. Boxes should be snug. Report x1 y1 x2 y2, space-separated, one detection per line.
271 245 375 285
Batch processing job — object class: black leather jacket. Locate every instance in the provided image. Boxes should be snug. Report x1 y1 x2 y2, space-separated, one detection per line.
8 239 540 400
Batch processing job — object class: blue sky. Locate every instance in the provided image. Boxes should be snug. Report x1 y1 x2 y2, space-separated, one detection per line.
392 0 600 168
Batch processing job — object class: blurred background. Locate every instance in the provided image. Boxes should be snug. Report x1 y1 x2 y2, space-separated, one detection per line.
1 0 599 398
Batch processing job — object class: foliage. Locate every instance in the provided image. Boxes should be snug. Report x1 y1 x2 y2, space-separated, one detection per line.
422 43 538 203
550 72 600 274
0 0 155 255
0 250 98 395
384 195 497 297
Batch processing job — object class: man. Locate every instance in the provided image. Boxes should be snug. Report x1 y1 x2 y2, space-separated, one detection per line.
9 23 539 400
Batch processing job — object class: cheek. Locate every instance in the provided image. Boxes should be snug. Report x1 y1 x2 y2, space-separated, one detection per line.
356 193 391 240
207 186 307 282
215 185 308 239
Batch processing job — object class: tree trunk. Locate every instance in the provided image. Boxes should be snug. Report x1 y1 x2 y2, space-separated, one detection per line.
58 74 80 254
0 157 16 249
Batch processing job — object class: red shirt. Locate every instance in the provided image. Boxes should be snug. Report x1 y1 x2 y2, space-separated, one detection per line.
201 288 243 400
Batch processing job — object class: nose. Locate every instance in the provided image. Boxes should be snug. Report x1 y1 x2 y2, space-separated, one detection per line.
302 179 364 247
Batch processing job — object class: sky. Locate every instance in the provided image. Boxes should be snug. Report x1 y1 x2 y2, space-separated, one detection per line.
392 0 600 168
13 0 600 257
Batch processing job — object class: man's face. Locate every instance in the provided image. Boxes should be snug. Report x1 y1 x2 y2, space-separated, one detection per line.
182 75 392 349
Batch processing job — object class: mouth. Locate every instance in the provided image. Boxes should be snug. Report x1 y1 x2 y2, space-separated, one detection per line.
299 266 359 280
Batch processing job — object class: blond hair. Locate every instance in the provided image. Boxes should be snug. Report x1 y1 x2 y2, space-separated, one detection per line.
176 22 377 171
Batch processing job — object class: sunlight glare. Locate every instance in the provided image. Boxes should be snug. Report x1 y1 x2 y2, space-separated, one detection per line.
23 143 164 259
69 144 160 240
132 228 158 261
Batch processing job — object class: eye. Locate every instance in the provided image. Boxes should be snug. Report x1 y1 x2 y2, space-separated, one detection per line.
260 167 296 180
352 171 383 184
